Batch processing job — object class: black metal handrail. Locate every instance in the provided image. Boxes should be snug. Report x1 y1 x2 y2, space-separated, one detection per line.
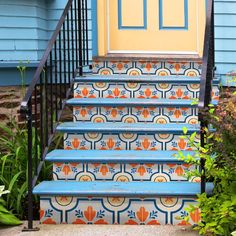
20 0 90 231
198 0 215 193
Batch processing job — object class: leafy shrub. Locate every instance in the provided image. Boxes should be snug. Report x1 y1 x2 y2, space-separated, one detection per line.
178 90 236 236
0 118 56 220
0 185 22 225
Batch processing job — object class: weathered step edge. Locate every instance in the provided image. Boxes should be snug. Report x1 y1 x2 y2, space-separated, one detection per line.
56 122 201 134
67 98 219 107
33 181 214 197
75 75 220 84
46 150 197 163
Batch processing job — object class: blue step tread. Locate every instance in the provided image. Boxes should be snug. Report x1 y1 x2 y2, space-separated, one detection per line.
67 98 198 107
56 123 200 134
75 75 220 84
46 150 196 163
33 181 214 197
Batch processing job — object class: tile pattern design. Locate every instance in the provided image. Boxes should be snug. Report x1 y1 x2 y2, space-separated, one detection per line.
64 133 199 152
73 106 199 124
39 59 216 225
74 82 219 101
53 162 199 182
92 61 202 76
40 196 201 225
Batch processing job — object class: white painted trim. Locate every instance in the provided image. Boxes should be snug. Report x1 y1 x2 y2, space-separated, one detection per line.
107 0 110 52
108 50 199 55
196 0 200 54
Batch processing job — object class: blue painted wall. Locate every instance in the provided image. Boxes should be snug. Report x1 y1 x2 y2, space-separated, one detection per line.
0 0 235 85
215 0 236 85
0 0 92 85
0 0 48 61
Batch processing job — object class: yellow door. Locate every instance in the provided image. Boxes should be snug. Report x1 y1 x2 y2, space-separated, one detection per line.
98 0 206 56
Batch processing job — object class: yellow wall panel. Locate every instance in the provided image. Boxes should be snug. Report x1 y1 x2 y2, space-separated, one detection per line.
97 0 206 56
162 0 185 27
121 0 144 27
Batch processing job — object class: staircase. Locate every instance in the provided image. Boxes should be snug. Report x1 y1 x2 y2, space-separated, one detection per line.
33 59 219 225
20 0 216 230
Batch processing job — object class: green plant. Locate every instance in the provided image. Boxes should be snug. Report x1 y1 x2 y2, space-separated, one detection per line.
17 60 30 97
177 92 236 236
0 186 22 225
0 118 54 219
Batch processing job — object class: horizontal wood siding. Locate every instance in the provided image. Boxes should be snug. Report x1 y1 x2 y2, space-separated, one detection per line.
1 0 235 86
215 0 236 85
0 0 47 61
0 0 92 85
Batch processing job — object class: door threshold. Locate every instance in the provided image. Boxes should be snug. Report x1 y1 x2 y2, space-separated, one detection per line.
93 53 202 62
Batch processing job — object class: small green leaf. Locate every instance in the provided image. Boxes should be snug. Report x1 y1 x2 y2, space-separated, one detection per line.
182 127 188 135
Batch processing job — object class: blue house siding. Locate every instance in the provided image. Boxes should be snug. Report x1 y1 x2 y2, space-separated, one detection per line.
0 0 235 85
0 0 93 85
0 0 48 61
215 0 236 85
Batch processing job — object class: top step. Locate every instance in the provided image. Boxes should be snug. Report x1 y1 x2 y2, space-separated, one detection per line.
75 75 220 84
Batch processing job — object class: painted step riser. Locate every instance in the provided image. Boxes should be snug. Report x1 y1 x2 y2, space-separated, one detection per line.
73 106 199 124
64 133 199 151
53 162 199 182
74 82 220 101
92 60 202 76
40 195 200 225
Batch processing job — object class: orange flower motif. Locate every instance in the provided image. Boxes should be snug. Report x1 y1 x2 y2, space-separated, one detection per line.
117 63 123 70
174 109 182 118
82 88 89 97
142 109 150 118
137 165 146 176
94 219 108 224
80 108 87 117
125 220 139 225
178 220 191 226
40 210 44 220
42 218 56 224
175 63 181 72
84 206 96 222
176 88 183 98
142 138 150 150
106 88 127 98
72 138 80 149
178 139 187 149
73 219 86 224
136 207 149 222
167 164 176 168
147 220 160 225
175 166 184 176
113 88 120 97
190 208 201 223
62 165 71 175
100 165 109 176
145 63 152 71
107 138 115 149
111 108 118 118
170 88 190 100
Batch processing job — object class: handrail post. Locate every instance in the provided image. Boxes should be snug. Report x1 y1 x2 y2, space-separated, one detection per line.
200 119 207 194
78 0 83 76
22 99 39 232
200 0 215 194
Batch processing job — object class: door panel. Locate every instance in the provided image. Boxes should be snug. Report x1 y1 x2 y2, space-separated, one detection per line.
108 0 206 55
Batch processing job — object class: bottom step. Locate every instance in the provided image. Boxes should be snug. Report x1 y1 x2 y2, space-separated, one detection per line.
36 181 213 225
